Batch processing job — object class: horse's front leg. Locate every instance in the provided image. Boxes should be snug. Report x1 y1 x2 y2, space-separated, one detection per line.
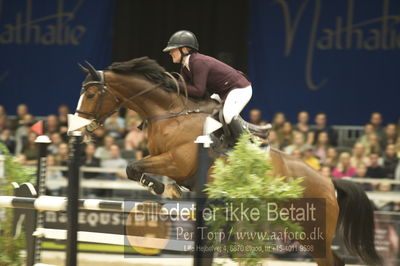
126 157 166 196
126 146 197 198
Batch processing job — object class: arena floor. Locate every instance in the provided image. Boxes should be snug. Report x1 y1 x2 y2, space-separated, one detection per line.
40 251 364 266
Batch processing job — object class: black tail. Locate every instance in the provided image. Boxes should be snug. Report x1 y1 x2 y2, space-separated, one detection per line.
332 179 381 265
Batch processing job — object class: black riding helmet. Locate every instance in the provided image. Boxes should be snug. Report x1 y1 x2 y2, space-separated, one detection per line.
163 30 199 52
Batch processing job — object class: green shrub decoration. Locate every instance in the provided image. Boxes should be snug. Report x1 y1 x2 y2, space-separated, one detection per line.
205 133 305 265
0 143 35 266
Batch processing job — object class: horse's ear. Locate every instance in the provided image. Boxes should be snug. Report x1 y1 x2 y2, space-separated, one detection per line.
78 63 89 74
85 60 101 81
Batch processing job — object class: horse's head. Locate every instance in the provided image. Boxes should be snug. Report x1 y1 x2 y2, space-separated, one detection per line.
75 62 121 132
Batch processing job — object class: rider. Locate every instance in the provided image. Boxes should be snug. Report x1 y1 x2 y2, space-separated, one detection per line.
163 30 269 139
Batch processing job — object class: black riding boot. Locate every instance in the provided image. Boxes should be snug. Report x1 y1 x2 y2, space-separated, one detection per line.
228 116 247 141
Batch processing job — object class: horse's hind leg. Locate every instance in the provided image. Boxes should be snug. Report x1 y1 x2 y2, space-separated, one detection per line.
311 200 340 266
314 250 344 266
333 251 344 266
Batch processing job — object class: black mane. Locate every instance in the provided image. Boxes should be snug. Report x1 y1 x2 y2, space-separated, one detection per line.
108 57 177 92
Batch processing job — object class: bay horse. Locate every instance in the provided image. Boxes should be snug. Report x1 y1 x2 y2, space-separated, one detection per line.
74 57 380 266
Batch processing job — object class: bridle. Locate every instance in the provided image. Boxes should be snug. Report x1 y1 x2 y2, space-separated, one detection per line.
76 75 119 123
76 70 210 132
76 71 157 132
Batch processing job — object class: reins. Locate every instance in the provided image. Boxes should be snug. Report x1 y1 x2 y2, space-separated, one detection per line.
140 71 208 125
78 70 209 130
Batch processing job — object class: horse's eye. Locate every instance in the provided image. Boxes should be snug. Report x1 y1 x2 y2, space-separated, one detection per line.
87 93 95 99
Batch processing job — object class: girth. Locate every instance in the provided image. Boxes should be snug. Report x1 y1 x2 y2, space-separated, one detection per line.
138 108 211 130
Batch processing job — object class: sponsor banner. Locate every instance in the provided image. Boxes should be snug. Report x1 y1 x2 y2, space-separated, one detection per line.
249 0 400 124
0 0 114 115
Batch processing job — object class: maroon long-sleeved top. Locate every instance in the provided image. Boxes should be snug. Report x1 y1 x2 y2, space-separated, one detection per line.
180 52 250 99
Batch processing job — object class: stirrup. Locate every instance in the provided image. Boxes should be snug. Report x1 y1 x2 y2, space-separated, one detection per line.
235 116 271 138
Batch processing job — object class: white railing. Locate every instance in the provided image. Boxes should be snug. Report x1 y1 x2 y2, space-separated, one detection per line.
345 177 400 185
47 166 148 190
332 125 364 147
46 177 145 190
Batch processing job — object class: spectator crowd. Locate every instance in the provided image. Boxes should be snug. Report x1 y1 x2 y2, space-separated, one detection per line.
1 104 400 196
0 104 147 184
249 109 400 186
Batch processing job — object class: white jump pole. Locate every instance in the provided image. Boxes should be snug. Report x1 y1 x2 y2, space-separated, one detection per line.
33 228 194 252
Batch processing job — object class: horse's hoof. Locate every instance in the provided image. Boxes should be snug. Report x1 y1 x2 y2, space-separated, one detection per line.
163 184 183 199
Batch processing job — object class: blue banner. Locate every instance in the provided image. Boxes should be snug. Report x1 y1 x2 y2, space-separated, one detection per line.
249 0 400 124
0 0 114 115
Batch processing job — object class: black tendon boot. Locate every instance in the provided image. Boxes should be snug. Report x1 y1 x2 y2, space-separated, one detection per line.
126 163 165 195
139 174 165 195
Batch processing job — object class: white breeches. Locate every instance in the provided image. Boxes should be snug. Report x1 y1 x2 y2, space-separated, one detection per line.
223 85 252 124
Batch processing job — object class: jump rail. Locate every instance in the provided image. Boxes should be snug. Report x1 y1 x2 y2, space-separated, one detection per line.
0 195 125 212
33 228 194 252
0 194 196 215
